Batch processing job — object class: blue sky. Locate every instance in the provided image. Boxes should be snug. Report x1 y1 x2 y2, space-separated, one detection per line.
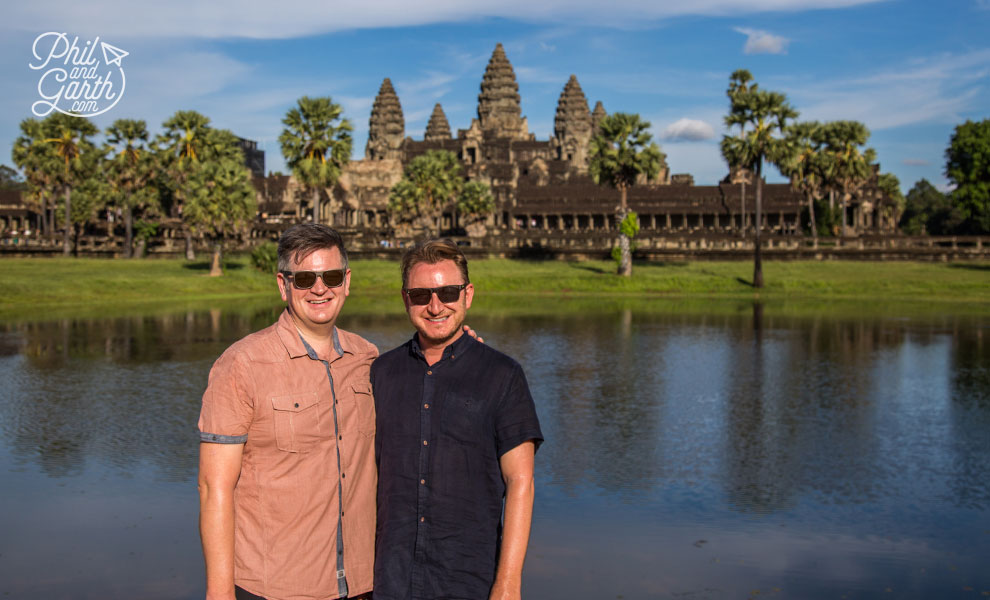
2 0 988 190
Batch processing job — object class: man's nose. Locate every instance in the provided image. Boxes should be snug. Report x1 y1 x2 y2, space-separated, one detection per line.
310 275 328 294
427 291 444 313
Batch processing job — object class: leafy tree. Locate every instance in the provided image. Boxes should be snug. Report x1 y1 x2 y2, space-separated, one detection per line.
41 113 100 255
183 129 257 276
876 173 905 231
455 180 495 236
389 150 464 237
0 165 24 190
720 69 798 288
899 179 957 235
12 119 59 235
820 121 876 237
279 96 352 226
780 121 827 245
105 119 159 258
158 110 213 259
589 112 666 277
944 119 990 234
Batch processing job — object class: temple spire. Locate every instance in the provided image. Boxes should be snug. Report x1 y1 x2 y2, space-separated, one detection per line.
477 43 528 139
553 75 593 166
424 103 451 141
366 77 405 160
591 101 607 135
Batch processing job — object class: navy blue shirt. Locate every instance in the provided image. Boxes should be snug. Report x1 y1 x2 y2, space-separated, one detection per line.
371 333 543 600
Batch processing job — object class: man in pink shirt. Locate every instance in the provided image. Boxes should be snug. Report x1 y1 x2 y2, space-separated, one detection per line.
198 224 377 600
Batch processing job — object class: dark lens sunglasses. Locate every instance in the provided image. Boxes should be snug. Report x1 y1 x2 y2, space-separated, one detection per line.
282 269 346 290
403 284 467 306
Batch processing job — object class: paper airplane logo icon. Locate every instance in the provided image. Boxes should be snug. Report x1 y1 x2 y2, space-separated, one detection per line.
101 42 128 66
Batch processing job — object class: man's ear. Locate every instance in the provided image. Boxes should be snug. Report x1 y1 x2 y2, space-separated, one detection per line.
277 272 289 302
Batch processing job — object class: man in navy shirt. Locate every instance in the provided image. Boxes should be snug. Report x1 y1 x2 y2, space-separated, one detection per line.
371 239 543 600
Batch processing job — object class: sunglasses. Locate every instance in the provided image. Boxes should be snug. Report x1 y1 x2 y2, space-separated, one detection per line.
403 284 467 306
282 269 346 289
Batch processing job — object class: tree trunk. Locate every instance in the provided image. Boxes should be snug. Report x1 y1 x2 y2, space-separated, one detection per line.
753 162 764 289
618 185 632 277
209 240 223 277
135 237 147 258
841 193 849 238
62 185 73 256
124 205 133 259
41 193 49 236
808 195 818 249
312 189 320 224
184 229 195 260
740 181 747 236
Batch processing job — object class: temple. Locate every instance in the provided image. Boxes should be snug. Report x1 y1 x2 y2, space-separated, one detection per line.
2 44 904 257
252 42 896 251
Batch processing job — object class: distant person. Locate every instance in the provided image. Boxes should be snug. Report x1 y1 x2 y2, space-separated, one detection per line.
197 223 377 600
372 239 543 600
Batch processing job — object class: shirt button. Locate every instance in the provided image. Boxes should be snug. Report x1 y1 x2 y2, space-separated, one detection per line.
420 517 425 522
341 473 345 478
424 403 430 409
294 403 299 408
423 440 428 446
420 479 426 485
427 370 432 375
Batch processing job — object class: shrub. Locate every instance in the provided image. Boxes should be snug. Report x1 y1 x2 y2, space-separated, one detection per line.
250 241 278 274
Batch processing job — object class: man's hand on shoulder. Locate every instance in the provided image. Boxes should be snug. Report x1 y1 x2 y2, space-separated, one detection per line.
462 325 485 344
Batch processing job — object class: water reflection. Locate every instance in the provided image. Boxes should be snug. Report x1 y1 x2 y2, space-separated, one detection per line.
1 303 989 598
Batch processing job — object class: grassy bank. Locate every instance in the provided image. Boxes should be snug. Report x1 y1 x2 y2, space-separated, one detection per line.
1 256 987 320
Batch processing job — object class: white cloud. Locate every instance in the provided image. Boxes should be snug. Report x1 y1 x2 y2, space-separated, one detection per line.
902 158 931 167
4 0 885 40
734 27 789 54
663 118 716 141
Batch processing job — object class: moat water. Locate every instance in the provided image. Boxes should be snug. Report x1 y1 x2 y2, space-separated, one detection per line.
1 301 988 599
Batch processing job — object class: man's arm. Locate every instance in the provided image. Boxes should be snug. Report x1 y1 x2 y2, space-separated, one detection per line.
489 440 536 600
198 441 244 600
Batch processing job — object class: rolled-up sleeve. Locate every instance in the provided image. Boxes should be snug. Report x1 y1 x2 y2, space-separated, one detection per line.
198 349 254 444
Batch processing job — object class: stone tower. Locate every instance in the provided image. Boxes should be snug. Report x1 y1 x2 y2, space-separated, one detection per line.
424 103 452 141
476 43 529 139
591 101 607 136
366 78 405 160
553 74 593 167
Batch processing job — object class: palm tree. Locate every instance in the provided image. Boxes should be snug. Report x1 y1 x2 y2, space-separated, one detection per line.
820 121 876 237
781 121 826 247
41 112 99 255
724 70 754 234
388 150 464 238
12 118 58 237
105 119 158 258
279 96 352 225
183 129 257 276
589 112 666 277
720 70 798 288
159 110 213 259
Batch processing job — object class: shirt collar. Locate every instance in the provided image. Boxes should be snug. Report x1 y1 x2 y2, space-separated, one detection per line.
275 308 347 360
409 330 476 363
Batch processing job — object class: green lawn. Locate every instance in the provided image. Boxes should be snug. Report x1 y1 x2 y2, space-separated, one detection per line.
1 256 987 320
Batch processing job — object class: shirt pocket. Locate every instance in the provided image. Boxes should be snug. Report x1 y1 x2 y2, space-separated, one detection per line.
441 392 484 446
271 392 323 453
351 382 376 439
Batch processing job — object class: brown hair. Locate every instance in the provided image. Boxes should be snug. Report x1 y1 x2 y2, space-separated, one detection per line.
277 223 349 272
400 238 469 288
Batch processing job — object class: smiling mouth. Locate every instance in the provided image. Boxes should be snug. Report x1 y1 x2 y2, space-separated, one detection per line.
309 299 332 305
427 316 448 323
